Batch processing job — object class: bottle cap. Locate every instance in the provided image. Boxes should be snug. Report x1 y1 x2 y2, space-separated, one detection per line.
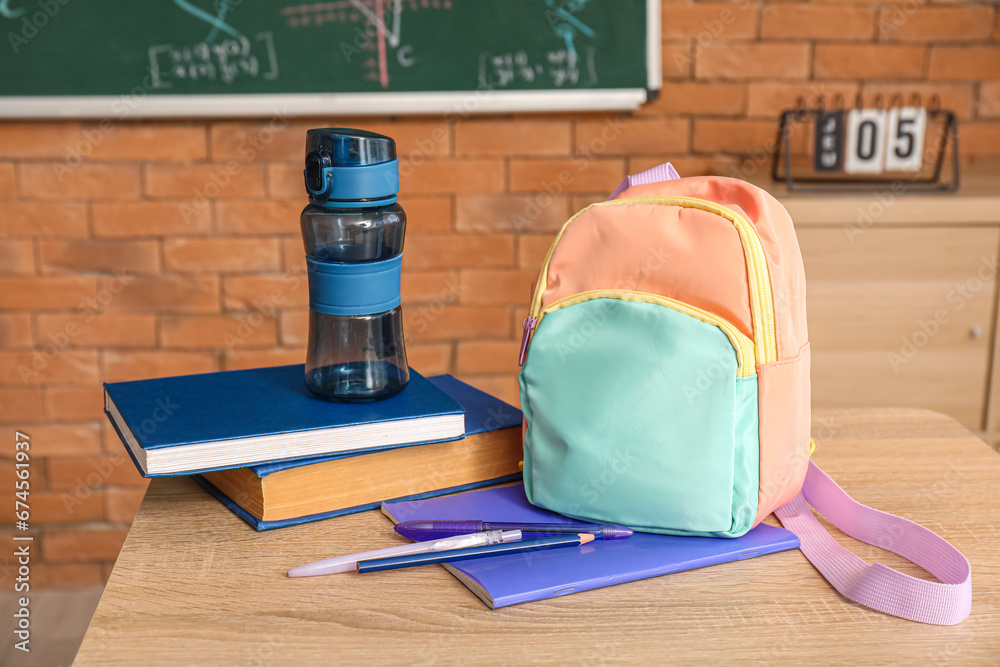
304 128 399 205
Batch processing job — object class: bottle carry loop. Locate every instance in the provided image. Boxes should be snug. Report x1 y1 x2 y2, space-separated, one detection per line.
774 460 972 625
304 158 400 205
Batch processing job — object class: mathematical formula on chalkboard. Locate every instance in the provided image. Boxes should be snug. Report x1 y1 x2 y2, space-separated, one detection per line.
148 32 279 88
0 0 660 117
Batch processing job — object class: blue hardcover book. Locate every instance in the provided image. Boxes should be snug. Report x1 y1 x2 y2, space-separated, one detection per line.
246 374 521 476
196 375 524 530
382 484 801 609
104 365 465 477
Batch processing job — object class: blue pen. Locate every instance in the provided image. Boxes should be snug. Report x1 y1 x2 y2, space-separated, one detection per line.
357 533 595 573
394 520 633 542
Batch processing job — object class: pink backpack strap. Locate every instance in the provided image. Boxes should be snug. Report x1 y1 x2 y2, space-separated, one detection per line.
774 460 972 625
608 162 680 200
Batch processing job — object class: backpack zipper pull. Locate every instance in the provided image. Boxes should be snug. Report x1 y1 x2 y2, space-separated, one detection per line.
518 316 537 366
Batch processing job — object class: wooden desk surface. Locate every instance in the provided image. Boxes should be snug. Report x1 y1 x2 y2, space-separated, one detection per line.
75 409 1000 665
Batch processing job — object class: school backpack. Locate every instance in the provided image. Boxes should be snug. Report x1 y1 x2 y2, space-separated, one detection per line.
517 163 971 625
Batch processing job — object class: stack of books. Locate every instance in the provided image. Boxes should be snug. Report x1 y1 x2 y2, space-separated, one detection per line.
104 365 523 529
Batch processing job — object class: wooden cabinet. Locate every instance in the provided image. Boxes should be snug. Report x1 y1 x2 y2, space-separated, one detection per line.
798 227 996 431
769 175 1000 437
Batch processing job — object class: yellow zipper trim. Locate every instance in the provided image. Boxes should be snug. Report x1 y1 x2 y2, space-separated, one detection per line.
528 196 777 365
538 289 756 378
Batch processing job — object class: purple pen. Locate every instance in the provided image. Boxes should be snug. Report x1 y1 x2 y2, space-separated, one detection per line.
394 520 633 542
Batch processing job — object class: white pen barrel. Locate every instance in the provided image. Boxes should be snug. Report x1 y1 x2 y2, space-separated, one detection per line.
287 530 522 577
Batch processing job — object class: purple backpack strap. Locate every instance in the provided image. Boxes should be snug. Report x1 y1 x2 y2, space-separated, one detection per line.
775 461 972 625
607 162 680 199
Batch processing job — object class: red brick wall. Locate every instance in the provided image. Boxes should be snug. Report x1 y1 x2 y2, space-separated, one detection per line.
2 0 999 588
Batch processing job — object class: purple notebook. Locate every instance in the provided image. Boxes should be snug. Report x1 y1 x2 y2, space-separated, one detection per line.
381 484 800 609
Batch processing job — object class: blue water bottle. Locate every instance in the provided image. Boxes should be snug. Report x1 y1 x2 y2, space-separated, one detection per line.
300 128 409 401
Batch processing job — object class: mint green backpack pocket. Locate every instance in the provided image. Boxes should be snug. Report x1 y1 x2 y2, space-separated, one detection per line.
520 293 759 537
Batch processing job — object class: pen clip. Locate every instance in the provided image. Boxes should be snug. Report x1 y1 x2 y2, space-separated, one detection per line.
431 529 509 551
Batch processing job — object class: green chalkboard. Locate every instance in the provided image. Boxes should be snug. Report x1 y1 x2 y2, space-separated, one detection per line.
0 0 656 116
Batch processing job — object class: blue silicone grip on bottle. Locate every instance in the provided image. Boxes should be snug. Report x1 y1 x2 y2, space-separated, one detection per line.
306 255 402 316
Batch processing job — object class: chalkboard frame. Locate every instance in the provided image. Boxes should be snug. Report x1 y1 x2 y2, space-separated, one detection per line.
0 1 660 119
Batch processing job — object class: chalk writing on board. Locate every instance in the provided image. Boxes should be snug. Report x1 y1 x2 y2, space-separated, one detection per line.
201 0 232 44
0 0 25 19
148 32 279 88
478 48 596 89
280 0 452 89
544 0 594 69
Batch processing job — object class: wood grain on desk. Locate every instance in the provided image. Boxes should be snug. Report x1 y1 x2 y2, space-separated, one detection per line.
75 409 1000 665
